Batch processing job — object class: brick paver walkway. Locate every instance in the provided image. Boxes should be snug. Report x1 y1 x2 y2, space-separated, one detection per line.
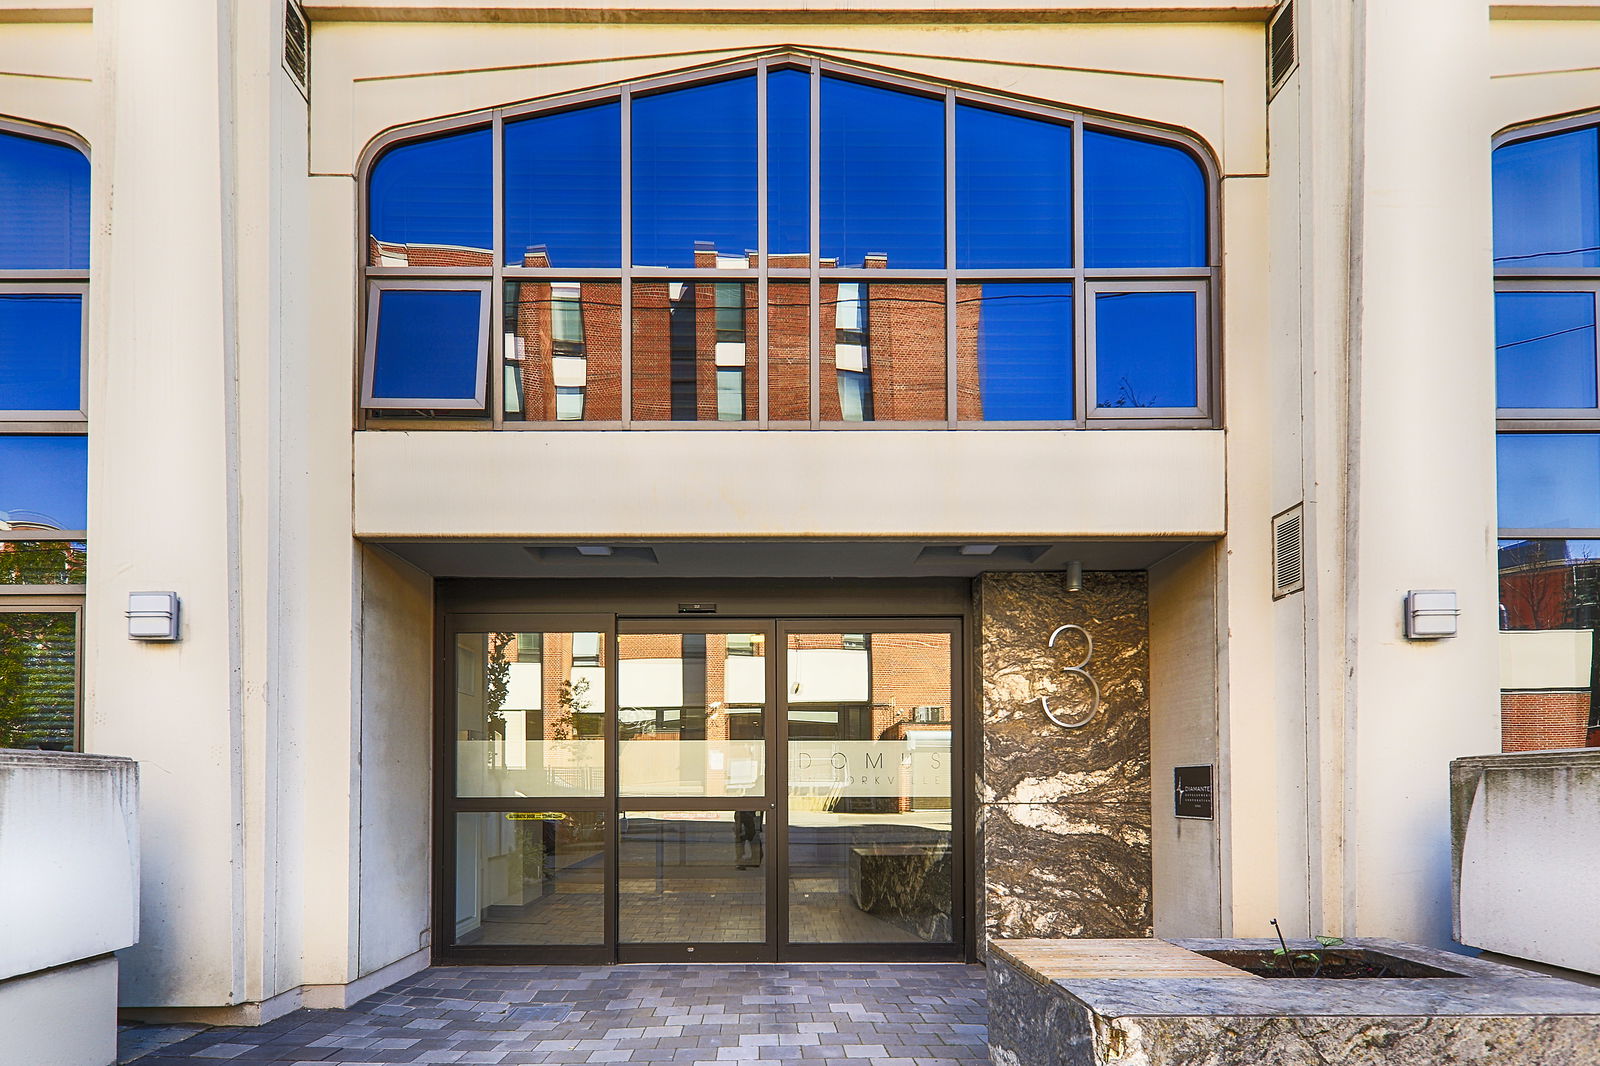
131 964 989 1065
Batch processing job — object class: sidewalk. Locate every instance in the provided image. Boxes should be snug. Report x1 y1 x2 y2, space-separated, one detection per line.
121 963 989 1065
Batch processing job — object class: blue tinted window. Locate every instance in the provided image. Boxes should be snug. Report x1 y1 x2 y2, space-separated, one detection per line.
632 77 757 268
1493 128 1600 270
505 103 620 267
1084 130 1206 268
972 284 1072 420
821 78 944 269
0 132 88 270
1095 291 1198 409
1499 434 1600 530
957 106 1071 268
368 127 492 260
0 435 87 531
768 69 811 261
1496 291 1597 409
0 294 81 411
370 289 485 404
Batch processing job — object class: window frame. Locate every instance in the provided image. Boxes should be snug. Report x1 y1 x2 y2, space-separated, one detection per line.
357 52 1221 432
360 278 494 411
0 119 89 753
1495 113 1600 540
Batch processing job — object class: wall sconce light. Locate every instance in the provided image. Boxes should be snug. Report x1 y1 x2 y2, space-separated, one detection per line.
1404 589 1459 640
127 591 181 642
1065 560 1083 592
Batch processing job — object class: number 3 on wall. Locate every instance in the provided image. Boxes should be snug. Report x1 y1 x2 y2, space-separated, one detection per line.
1039 624 1102 730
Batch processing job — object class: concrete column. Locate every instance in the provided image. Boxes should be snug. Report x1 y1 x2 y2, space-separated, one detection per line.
1344 0 1500 944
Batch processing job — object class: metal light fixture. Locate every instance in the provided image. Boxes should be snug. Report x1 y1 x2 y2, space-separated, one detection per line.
1405 590 1459 639
127 592 181 642
1065 560 1083 592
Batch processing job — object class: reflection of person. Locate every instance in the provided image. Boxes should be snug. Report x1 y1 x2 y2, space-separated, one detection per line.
734 810 764 869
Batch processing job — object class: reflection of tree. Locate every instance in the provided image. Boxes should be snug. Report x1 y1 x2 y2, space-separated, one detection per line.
552 676 591 740
0 541 85 586
0 612 74 750
485 632 514 738
1499 540 1574 630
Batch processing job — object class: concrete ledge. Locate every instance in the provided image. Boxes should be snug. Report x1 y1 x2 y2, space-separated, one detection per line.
120 946 432 1026
0 957 118 1066
1452 749 1600 975
988 938 1600 1066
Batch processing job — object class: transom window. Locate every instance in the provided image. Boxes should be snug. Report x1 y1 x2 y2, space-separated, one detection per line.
360 55 1216 429
0 120 89 752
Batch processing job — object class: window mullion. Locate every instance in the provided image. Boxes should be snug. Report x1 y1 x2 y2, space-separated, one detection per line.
491 111 505 429
757 58 770 429
621 87 633 429
809 59 821 429
1073 117 1088 427
944 89 957 428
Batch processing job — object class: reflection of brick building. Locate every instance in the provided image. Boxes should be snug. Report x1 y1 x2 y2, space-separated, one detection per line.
1498 540 1600 750
379 237 1001 423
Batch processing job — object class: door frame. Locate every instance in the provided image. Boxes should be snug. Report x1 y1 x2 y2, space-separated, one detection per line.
430 579 976 966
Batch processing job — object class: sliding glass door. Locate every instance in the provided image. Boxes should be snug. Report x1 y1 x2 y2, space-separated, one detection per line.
437 612 962 963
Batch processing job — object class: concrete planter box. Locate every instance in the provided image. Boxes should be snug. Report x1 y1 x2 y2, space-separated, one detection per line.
0 750 139 1066
988 937 1600 1066
1453 749 1600 975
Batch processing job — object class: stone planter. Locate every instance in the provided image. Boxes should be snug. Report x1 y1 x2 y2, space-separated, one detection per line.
988 937 1600 1065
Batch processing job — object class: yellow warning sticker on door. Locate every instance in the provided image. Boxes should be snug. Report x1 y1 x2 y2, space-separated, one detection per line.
505 812 567 821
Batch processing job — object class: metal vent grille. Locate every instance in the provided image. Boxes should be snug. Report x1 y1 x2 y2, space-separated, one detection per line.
1268 1 1297 95
1272 504 1304 599
283 0 309 96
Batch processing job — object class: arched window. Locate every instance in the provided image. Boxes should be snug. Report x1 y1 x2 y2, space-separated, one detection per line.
360 56 1215 428
0 120 89 752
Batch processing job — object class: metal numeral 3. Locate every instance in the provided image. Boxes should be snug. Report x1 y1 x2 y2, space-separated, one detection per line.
1039 623 1102 729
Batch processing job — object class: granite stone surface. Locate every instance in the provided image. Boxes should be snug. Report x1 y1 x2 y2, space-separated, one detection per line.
982 802 1151 940
977 572 1153 945
988 939 1600 1066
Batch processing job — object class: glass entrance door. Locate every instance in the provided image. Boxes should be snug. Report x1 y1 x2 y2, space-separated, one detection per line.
439 613 962 964
616 621 778 961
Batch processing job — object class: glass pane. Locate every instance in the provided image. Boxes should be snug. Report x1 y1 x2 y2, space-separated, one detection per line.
958 283 1072 421
0 435 86 532
0 131 89 270
1494 127 1600 270
1496 292 1597 409
1498 539 1600 751
453 811 606 946
1094 290 1198 410
1083 129 1206 268
956 105 1071 268
368 126 493 265
0 540 85 585
0 293 82 412
787 632 953 944
632 77 758 269
618 631 766 797
619 810 766 943
768 281 811 421
0 611 76 751
820 282 946 422
769 68 811 261
455 631 607 798
631 281 756 422
1499 433 1600 530
368 288 485 406
821 78 945 269
504 281 622 422
504 102 621 268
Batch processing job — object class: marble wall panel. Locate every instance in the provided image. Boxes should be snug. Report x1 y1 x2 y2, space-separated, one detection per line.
977 571 1153 943
977 572 1150 805
982 801 1152 940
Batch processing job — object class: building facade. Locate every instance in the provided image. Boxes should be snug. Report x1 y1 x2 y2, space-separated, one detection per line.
0 0 1595 1022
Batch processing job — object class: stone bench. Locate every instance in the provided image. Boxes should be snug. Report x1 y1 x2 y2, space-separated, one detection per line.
988 937 1600 1066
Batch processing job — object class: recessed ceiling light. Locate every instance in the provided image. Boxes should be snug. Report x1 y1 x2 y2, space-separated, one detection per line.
576 545 615 557
959 544 999 556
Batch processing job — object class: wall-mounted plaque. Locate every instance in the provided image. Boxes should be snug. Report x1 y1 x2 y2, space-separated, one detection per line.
1174 765 1215 820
